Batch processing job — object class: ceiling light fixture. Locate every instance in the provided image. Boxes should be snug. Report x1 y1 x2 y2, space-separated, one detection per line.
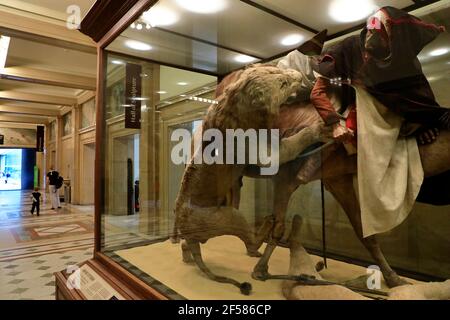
125 40 152 51
111 60 124 65
234 54 257 64
136 23 143 30
177 82 188 86
131 22 136 29
281 34 304 46
157 91 167 94
429 48 449 57
329 0 377 23
142 6 179 27
175 0 227 14
0 35 11 71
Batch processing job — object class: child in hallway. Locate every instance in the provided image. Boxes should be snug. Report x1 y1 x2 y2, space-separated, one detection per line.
31 187 41 216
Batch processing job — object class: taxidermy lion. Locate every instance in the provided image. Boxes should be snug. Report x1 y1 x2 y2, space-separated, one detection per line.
172 65 333 294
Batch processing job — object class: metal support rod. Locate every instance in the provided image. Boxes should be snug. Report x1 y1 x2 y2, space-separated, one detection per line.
321 181 327 268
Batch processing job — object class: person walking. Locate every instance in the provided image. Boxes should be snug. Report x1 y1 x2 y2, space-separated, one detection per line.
30 187 41 216
47 166 61 210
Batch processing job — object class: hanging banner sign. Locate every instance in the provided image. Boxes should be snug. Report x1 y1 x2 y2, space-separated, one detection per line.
36 126 45 152
125 63 142 129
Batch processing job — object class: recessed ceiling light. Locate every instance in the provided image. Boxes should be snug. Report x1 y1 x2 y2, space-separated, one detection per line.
125 40 152 51
157 91 167 94
234 54 257 64
329 0 376 23
429 48 449 57
130 23 136 29
111 60 124 65
142 6 179 27
175 0 227 14
177 82 188 86
281 34 304 46
136 23 143 30
0 35 11 70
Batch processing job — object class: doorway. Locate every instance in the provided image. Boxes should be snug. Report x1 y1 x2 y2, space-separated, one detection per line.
110 134 139 215
0 148 36 191
80 142 95 205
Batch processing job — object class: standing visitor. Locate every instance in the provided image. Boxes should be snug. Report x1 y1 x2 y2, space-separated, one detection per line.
47 166 61 210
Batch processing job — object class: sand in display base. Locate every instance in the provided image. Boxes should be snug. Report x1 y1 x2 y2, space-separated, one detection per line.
116 235 411 300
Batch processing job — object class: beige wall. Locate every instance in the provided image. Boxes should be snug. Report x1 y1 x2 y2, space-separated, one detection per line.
43 95 96 204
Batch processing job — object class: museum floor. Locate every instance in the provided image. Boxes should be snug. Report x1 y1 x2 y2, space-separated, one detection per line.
0 190 94 300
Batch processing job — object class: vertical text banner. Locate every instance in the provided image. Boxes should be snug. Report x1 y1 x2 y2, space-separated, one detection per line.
125 63 142 129
36 125 45 152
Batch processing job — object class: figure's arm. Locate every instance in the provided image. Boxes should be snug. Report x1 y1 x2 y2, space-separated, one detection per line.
311 77 354 142
310 77 340 125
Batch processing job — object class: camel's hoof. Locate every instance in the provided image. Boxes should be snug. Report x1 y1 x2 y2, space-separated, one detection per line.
239 282 252 295
247 250 263 258
385 273 411 288
252 270 270 281
182 255 194 264
315 261 325 272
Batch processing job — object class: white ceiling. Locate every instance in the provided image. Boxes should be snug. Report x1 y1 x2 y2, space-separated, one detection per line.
0 0 96 22
252 0 414 34
107 0 447 75
6 37 96 77
0 1 97 124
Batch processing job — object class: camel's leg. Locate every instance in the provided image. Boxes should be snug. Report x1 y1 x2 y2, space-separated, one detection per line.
419 130 450 177
323 175 409 288
181 240 194 263
185 239 252 295
252 177 298 279
246 215 274 257
179 205 274 293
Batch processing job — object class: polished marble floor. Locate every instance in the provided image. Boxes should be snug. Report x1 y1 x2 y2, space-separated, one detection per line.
0 190 94 300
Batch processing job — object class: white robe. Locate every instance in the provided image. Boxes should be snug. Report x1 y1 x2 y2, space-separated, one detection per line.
354 85 424 237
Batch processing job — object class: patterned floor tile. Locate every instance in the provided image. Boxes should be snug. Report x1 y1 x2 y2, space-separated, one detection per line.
0 190 95 300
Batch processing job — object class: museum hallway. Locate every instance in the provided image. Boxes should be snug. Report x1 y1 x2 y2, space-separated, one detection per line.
0 190 94 300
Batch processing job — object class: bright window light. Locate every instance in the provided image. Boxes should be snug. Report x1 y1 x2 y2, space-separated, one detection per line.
0 35 11 71
175 0 227 14
329 0 377 23
142 6 179 27
125 40 152 51
429 48 449 57
281 34 304 46
234 54 257 64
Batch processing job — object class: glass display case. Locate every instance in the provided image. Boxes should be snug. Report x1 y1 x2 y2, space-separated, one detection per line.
66 0 450 300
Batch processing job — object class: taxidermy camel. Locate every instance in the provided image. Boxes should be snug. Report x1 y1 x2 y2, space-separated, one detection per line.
216 68 450 290
175 64 449 294
173 65 334 294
